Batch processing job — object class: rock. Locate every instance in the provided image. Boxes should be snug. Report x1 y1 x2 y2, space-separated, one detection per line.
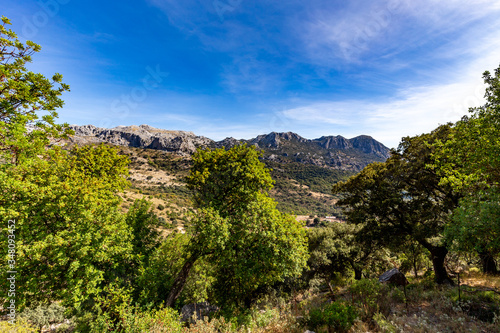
68 124 391 171
379 268 409 286
180 302 219 322
69 124 213 155
314 135 352 150
350 135 391 159
304 330 316 333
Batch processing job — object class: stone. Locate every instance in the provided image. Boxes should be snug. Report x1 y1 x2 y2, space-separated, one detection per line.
379 268 409 286
180 302 219 322
67 124 391 171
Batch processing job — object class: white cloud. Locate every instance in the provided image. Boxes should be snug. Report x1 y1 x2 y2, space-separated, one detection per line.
280 43 500 148
300 0 500 65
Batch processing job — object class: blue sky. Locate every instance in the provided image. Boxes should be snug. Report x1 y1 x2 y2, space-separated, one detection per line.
3 0 500 147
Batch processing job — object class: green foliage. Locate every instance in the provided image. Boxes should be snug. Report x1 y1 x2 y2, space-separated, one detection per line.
0 144 133 313
373 312 398 333
0 16 71 166
187 144 274 216
209 193 309 309
166 145 308 310
396 237 430 277
137 232 216 308
19 302 67 331
332 126 460 284
136 233 189 308
306 223 386 284
83 304 182 333
432 65 500 273
307 301 357 333
349 279 382 320
0 319 37 333
433 65 500 190
125 199 161 265
445 188 500 259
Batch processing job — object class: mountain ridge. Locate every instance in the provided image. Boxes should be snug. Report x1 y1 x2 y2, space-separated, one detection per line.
69 124 391 171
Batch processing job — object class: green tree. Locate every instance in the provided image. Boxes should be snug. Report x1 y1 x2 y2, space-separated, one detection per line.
125 199 162 266
166 145 308 309
0 16 71 166
394 236 430 278
445 189 500 273
306 223 388 286
434 66 500 190
333 126 460 284
0 17 166 323
0 144 133 312
433 65 500 273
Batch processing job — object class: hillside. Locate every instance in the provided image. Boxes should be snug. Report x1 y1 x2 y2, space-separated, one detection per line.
67 124 391 222
66 124 390 220
70 124 391 171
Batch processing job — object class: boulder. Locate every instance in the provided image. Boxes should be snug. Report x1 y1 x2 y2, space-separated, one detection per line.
181 302 219 322
378 268 409 286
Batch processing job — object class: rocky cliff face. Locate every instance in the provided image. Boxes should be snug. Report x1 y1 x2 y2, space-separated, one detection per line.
314 135 390 159
247 132 391 171
69 125 391 171
70 124 213 155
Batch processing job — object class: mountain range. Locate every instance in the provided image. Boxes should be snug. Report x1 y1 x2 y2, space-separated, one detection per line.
69 124 391 171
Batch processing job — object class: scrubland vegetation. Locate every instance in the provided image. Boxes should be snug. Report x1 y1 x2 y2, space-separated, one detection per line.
1 16 499 332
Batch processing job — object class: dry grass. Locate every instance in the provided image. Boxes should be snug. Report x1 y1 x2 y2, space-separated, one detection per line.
462 272 500 290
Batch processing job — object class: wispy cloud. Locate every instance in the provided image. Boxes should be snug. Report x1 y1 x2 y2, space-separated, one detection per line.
280 46 500 148
299 0 500 66
14 0 500 147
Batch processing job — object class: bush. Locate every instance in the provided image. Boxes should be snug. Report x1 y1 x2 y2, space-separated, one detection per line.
0 319 38 333
348 279 382 320
373 312 398 333
86 305 182 333
307 301 357 333
19 302 67 331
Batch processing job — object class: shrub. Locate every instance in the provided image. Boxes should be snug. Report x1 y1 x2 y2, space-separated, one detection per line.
19 302 67 331
0 319 38 333
348 279 382 320
469 267 481 274
373 312 397 333
86 305 182 333
307 301 357 333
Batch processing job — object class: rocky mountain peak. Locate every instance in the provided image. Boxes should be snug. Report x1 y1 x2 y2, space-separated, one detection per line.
250 131 307 148
349 135 391 159
68 124 391 171
69 124 212 155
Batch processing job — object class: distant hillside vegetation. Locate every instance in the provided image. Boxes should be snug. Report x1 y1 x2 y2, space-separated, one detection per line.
70 124 390 171
67 125 390 219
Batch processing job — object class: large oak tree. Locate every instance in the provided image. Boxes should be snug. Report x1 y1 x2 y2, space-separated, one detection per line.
333 125 461 284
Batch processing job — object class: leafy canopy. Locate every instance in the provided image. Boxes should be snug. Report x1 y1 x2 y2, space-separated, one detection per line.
332 126 460 284
0 16 71 165
169 145 308 309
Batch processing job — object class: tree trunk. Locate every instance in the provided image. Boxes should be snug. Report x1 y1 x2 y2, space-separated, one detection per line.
418 239 453 285
166 257 197 307
479 251 498 274
413 256 419 279
429 246 454 285
354 267 362 280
